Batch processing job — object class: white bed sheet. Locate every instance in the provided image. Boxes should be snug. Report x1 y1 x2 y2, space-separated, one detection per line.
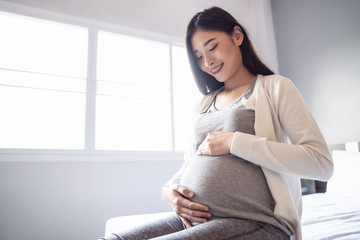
302 193 360 240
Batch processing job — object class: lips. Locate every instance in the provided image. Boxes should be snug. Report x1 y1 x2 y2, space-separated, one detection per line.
211 63 223 74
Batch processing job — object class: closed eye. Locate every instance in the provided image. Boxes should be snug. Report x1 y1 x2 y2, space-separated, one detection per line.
209 43 218 51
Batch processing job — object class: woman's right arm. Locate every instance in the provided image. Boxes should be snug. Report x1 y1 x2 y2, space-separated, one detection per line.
162 142 211 227
162 95 212 227
161 184 211 228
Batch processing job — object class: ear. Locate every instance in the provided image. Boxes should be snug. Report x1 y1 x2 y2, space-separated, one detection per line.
232 26 244 46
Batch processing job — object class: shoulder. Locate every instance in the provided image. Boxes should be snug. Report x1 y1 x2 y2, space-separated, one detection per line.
257 74 298 97
258 74 294 89
249 74 302 110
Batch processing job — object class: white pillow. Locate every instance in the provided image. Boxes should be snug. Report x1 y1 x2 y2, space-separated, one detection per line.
326 150 360 198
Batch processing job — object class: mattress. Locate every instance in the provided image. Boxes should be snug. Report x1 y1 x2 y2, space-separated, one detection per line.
302 193 360 240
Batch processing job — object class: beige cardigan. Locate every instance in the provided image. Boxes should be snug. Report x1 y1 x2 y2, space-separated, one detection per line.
166 74 333 239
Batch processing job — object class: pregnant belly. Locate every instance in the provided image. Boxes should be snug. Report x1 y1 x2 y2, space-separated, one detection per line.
179 155 272 218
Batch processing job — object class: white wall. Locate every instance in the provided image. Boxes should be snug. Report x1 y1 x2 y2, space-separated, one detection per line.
272 0 360 145
0 0 278 71
0 159 183 239
0 1 278 240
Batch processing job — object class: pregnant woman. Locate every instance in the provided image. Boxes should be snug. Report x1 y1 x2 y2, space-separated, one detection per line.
101 6 333 240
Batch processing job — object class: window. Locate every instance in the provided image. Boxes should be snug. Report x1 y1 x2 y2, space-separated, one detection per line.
0 9 199 153
96 31 172 151
0 11 88 149
172 46 202 151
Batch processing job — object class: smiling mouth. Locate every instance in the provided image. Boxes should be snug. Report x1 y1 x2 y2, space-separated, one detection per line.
211 63 223 74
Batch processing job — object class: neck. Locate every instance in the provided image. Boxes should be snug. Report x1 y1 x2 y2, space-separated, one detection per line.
223 67 256 93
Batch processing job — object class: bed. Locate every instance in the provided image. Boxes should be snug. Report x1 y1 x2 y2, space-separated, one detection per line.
103 149 360 240
301 150 360 240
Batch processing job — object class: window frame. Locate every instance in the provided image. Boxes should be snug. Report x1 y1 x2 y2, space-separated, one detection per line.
0 2 189 160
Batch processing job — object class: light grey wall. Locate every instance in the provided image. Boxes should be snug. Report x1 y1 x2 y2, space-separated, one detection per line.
271 0 360 145
0 160 182 240
0 1 278 240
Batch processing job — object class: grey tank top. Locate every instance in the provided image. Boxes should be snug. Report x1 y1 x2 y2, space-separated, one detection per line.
180 79 290 234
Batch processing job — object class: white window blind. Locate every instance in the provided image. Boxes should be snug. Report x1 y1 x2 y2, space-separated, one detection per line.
172 46 202 151
0 10 199 153
0 11 88 149
95 31 173 151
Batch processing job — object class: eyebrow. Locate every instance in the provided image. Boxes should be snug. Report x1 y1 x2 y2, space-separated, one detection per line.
193 38 216 53
204 38 216 47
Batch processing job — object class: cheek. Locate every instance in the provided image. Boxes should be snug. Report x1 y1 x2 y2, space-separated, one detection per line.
227 46 242 62
197 61 206 72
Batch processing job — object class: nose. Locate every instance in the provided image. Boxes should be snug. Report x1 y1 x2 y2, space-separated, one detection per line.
203 53 214 67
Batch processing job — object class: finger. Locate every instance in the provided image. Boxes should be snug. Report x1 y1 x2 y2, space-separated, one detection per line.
196 143 208 156
180 212 209 224
182 203 211 217
172 196 211 218
183 199 210 212
184 210 212 220
175 185 194 198
197 148 211 156
180 217 193 228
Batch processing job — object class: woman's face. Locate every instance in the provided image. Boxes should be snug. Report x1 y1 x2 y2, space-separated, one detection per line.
191 28 244 83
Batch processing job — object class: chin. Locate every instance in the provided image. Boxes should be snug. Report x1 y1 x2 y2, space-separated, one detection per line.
212 74 225 82
214 77 228 83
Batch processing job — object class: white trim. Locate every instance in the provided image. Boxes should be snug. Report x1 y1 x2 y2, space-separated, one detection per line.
0 67 85 81
169 44 176 151
0 151 185 162
0 1 184 45
85 26 98 154
0 2 190 157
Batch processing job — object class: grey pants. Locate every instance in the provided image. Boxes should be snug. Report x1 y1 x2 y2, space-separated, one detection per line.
98 213 290 240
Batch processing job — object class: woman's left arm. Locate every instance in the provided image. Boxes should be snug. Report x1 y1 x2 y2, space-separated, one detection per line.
197 78 334 181
232 78 333 180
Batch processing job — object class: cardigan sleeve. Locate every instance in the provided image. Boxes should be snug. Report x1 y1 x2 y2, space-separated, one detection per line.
230 77 333 181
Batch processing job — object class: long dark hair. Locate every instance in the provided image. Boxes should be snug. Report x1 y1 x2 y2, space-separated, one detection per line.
186 6 274 95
